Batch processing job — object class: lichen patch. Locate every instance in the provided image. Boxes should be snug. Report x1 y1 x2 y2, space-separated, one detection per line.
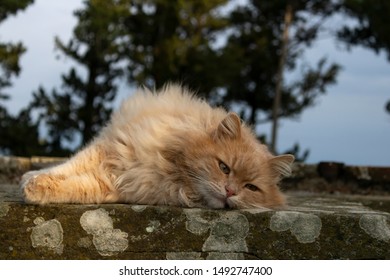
185 210 249 253
359 214 390 242
0 203 10 218
184 209 211 235
30 218 64 254
146 220 161 233
203 212 249 252
131 205 147 212
80 208 128 256
270 211 322 243
80 208 113 235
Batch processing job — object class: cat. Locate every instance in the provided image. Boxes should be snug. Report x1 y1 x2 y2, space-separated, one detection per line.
20 84 294 209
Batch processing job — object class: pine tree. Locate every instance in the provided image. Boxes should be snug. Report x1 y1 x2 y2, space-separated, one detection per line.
338 0 390 60
218 0 340 156
123 0 229 94
0 0 36 155
31 0 131 153
19 0 343 159
0 0 34 102
29 0 229 155
337 0 390 117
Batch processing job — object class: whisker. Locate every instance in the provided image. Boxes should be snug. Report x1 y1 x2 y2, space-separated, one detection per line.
186 170 223 196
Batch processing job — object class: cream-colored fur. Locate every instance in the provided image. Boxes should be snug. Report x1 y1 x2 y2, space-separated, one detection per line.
21 84 294 209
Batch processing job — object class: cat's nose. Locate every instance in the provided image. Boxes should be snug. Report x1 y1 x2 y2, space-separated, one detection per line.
225 186 236 197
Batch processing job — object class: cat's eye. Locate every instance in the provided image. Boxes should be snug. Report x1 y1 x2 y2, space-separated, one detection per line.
245 184 259 192
219 161 230 174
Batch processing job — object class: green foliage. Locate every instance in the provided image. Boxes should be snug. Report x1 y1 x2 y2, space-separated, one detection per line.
124 0 229 93
337 0 390 117
219 0 340 126
2 0 349 160
2 0 343 158
30 0 131 150
338 0 390 60
0 0 34 21
28 0 230 154
0 0 37 156
283 143 310 163
0 106 50 156
0 42 25 99
214 0 340 158
0 0 33 99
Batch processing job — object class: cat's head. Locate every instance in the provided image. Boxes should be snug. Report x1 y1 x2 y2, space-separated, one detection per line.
183 112 294 209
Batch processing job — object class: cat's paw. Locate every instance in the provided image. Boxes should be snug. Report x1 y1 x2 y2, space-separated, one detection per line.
20 170 42 186
21 173 57 204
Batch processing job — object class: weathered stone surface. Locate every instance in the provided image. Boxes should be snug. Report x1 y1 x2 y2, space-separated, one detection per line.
1 184 390 259
1 156 390 259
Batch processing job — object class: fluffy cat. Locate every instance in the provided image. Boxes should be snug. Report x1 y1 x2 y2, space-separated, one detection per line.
20 84 294 209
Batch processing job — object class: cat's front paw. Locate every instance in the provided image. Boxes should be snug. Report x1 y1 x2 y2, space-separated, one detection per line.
21 173 56 204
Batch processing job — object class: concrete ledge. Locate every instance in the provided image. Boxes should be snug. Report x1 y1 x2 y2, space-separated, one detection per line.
1 156 390 259
1 191 390 259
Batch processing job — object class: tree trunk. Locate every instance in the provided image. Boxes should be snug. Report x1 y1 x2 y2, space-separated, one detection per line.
270 3 293 154
83 59 97 145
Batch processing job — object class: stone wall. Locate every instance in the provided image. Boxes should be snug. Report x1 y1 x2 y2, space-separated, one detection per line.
286 162 390 195
1 156 389 259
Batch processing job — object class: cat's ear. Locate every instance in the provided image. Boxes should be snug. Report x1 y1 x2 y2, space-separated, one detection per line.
214 112 241 140
269 154 295 179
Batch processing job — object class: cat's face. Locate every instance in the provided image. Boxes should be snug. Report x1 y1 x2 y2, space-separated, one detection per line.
184 113 294 209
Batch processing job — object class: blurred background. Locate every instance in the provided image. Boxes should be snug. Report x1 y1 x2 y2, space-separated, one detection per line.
0 0 389 165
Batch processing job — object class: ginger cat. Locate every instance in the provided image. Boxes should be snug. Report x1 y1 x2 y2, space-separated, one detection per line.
20 84 294 209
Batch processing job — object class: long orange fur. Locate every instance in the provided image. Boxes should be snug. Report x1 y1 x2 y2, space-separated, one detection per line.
20 84 294 209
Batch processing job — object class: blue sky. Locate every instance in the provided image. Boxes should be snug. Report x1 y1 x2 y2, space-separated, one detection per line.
1 0 389 166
